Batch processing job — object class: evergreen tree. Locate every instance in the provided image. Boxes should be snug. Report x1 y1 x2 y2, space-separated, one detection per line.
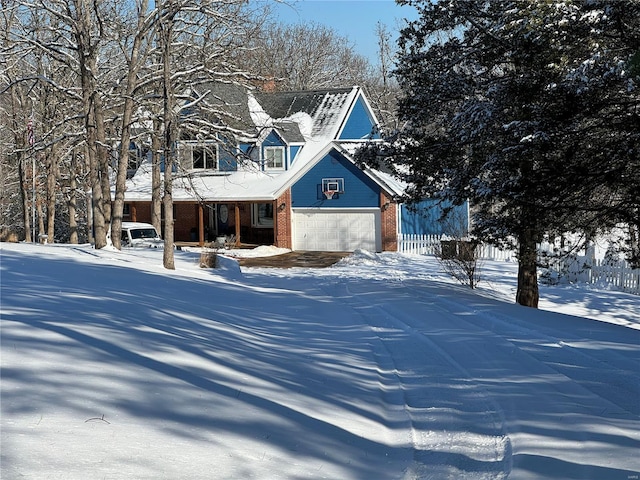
365 0 640 307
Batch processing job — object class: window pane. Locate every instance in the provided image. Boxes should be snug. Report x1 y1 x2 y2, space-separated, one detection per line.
255 203 274 227
266 148 284 169
193 148 204 169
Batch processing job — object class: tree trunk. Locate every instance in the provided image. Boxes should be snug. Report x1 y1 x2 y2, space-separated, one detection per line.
111 100 130 250
516 227 539 308
162 154 175 269
36 193 45 240
161 8 176 269
68 151 78 244
84 145 94 245
87 116 106 247
8 83 30 242
46 149 57 242
111 0 149 250
95 92 111 237
151 120 162 234
74 0 108 249
18 157 31 242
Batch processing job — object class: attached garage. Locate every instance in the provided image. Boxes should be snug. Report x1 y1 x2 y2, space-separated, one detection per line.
292 208 381 252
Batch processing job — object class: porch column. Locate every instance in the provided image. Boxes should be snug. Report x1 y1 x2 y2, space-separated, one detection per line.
234 203 241 247
198 203 205 246
131 203 137 222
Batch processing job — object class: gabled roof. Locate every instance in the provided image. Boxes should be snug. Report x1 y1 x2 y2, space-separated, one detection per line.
272 122 305 144
332 142 405 197
123 85 397 202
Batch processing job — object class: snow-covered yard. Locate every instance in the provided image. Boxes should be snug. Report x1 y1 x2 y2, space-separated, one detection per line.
1 242 639 479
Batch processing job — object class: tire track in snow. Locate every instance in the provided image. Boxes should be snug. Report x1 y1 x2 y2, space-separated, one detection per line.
322 277 512 480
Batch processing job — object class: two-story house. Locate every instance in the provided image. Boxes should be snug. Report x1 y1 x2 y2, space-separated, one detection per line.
121 85 467 252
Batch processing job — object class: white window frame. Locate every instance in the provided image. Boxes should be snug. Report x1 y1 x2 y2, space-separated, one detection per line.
252 203 274 228
179 141 219 171
264 146 285 171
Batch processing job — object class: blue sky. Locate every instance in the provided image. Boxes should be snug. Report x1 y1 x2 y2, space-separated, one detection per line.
269 0 418 64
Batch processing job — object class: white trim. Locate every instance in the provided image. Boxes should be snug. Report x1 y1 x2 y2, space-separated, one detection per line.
263 145 285 171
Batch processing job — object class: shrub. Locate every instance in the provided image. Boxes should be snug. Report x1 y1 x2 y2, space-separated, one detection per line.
199 250 218 268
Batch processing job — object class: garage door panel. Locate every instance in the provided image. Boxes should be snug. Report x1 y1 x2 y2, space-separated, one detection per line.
292 209 381 252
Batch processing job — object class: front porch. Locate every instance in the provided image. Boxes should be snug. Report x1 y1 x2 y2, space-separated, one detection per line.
124 193 292 249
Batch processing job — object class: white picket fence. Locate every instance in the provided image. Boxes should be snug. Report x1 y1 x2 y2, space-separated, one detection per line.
397 234 516 261
562 258 640 295
397 234 441 255
397 233 640 295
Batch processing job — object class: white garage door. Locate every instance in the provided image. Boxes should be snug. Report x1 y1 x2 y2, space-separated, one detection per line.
292 209 381 252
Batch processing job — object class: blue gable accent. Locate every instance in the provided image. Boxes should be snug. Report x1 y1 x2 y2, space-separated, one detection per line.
261 130 288 171
291 149 380 207
339 96 380 140
262 130 284 147
401 200 469 236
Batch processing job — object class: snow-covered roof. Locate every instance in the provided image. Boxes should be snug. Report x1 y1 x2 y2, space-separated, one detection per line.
253 87 355 140
123 86 400 202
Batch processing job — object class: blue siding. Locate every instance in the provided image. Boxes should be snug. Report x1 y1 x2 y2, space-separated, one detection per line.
290 145 301 163
291 149 380 207
217 135 238 171
401 200 469 236
218 147 237 172
339 96 380 140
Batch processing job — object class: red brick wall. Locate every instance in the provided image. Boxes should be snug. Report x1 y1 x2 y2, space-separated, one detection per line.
172 203 199 241
127 202 151 223
275 190 292 249
380 192 397 252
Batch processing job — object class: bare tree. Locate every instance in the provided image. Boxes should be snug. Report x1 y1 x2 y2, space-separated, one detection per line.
2 0 276 255
1 2 34 241
242 22 371 91
363 22 400 133
152 0 268 268
110 0 154 250
158 0 177 269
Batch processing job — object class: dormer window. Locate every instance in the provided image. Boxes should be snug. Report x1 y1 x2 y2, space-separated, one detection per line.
179 141 218 171
264 146 285 171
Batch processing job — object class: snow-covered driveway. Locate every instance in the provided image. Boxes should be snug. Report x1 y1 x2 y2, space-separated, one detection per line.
1 244 639 479
324 269 639 479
